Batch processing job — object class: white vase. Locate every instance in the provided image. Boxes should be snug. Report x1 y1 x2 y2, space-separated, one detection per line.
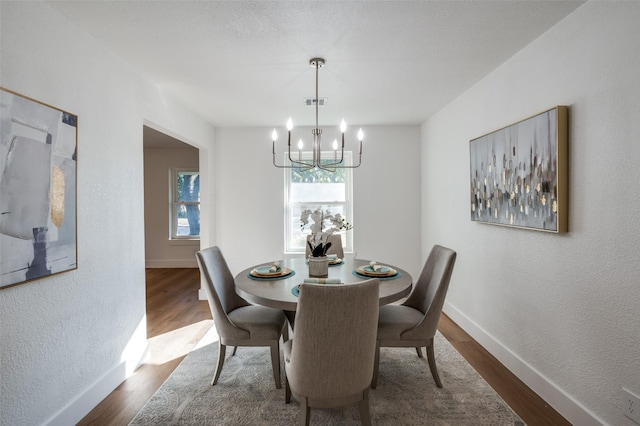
308 256 329 278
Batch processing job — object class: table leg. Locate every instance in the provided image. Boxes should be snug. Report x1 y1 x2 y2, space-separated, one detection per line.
284 310 296 330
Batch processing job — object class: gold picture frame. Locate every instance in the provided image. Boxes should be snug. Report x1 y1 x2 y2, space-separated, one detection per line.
469 106 568 233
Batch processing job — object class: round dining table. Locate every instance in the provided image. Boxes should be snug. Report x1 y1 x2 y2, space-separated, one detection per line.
234 257 413 312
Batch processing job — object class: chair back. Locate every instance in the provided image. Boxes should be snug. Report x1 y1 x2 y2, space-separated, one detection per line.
196 246 250 339
305 233 345 259
403 245 457 338
288 279 379 399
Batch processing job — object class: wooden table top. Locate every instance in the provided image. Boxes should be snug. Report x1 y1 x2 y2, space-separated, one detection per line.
234 257 413 311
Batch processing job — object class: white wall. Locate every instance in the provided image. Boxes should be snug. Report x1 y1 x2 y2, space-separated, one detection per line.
143 146 200 268
215 126 423 279
0 3 215 425
422 2 640 425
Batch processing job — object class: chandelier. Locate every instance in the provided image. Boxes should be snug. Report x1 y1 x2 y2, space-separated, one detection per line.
271 58 363 171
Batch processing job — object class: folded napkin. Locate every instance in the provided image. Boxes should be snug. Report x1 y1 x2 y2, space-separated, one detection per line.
369 261 384 272
269 262 281 272
327 254 338 260
303 278 342 284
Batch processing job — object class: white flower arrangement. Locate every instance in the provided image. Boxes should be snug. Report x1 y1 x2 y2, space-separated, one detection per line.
300 208 353 257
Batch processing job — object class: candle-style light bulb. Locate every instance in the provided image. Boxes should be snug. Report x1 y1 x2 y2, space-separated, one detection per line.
298 139 304 150
287 117 293 131
340 119 347 133
357 128 364 141
271 129 278 141
332 139 338 150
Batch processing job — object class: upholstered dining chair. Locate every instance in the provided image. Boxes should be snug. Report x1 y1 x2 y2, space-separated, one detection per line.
371 244 457 389
196 246 289 389
305 233 345 259
284 279 380 425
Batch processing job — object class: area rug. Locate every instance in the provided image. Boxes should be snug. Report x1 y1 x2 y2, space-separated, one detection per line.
130 327 525 425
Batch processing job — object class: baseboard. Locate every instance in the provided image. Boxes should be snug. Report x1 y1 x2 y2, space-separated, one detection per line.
145 259 198 268
198 288 208 300
443 301 604 426
44 342 150 426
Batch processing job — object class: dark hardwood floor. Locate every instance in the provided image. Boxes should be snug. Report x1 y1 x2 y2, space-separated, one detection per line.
79 268 570 425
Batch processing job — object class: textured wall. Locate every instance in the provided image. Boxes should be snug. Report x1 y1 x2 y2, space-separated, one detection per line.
0 3 215 425
422 2 640 425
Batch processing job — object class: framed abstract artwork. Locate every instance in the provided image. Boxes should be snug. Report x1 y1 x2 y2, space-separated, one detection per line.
0 88 78 289
469 106 568 233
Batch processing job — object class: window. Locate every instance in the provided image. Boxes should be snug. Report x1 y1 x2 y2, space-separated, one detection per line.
170 169 200 239
285 153 353 253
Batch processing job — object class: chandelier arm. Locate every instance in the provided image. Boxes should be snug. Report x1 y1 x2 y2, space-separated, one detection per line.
272 157 315 170
294 163 315 172
274 138 361 169
318 146 345 167
319 161 361 169
289 153 315 169
290 159 315 169
287 142 315 167
273 128 316 168
341 143 363 168
318 165 337 172
272 141 290 168
338 148 363 169
330 157 362 169
318 141 363 169
292 125 314 168
279 154 361 170
272 145 316 169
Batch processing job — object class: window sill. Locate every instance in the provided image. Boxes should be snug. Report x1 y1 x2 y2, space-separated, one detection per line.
168 239 200 246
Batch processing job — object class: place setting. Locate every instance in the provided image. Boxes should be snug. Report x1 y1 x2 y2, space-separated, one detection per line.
353 261 401 280
247 261 295 280
291 277 343 297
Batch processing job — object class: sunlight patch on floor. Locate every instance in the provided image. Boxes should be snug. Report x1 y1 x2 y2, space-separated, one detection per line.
146 319 214 365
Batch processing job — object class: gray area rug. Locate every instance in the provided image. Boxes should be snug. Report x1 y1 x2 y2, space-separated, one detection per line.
130 328 525 425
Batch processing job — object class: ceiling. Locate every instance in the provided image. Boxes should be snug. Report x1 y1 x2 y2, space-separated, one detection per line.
48 1 583 132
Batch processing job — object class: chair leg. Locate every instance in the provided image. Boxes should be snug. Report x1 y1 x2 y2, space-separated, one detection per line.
232 346 238 356
299 397 310 426
371 340 380 389
426 340 442 388
285 376 291 403
211 341 227 386
416 347 423 358
270 341 282 389
358 389 372 426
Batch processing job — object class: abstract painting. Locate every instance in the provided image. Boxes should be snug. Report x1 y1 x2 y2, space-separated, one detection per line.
469 106 568 233
1 88 77 289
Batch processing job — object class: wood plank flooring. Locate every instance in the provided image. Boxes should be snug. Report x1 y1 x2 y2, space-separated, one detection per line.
438 315 571 425
79 268 570 426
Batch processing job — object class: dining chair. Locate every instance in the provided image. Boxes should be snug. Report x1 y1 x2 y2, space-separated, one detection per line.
305 233 345 259
371 244 457 389
284 279 380 425
196 246 289 389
